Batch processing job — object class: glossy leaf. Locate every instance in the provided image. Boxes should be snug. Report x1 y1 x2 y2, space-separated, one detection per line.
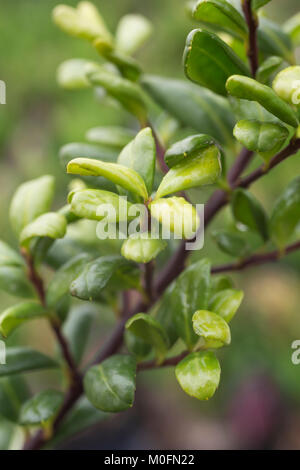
118 128 156 195
155 144 221 199
211 275 234 295
0 376 30 423
9 175 55 236
70 255 139 301
269 177 300 249
170 259 211 350
284 12 300 46
69 189 133 222
115 14 153 55
67 158 148 201
86 126 135 149
154 284 180 347
57 59 102 89
256 56 283 84
192 0 247 38
0 348 58 377
142 75 235 146
0 241 24 267
126 313 169 363
226 75 299 128
46 253 91 309
19 390 64 426
175 351 221 400
0 266 35 299
233 119 289 163
150 197 200 240
212 229 249 257
164 134 215 168
273 66 300 107
125 331 152 362
121 234 167 264
231 188 269 241
0 302 48 338
84 355 136 412
87 70 148 125
19 213 67 247
209 288 244 323
63 305 95 365
192 310 231 348
184 29 249 96
52 2 113 44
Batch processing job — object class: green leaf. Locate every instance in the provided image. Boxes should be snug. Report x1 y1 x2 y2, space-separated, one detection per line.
192 310 231 348
154 284 180 347
273 66 300 107
211 275 234 295
170 259 211 350
252 0 270 8
19 390 64 426
87 70 147 125
84 355 136 412
0 302 48 338
9 175 55 236
233 119 289 164
63 306 95 366
59 142 117 168
126 313 169 363
175 351 221 400
284 12 300 46
0 376 30 423
46 253 91 309
209 288 244 323
0 347 58 377
67 158 148 201
269 177 300 249
192 0 247 38
57 59 102 89
0 266 35 299
142 75 235 146
115 14 153 55
118 128 156 195
121 235 167 264
52 2 113 44
231 188 269 241
70 255 139 301
19 213 67 247
125 331 152 362
184 29 249 96
212 229 249 257
150 197 200 240
258 17 294 65
69 189 133 222
155 144 221 199
256 56 283 84
0 241 24 267
86 126 135 149
93 43 142 82
226 75 299 128
164 134 215 168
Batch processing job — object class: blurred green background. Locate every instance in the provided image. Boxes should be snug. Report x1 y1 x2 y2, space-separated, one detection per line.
1 0 300 450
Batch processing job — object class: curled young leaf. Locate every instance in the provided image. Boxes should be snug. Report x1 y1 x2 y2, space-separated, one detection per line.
231 188 269 241
209 288 244 323
150 197 200 240
0 302 48 338
175 351 221 400
184 29 249 96
19 390 64 426
125 331 152 362
269 177 300 249
273 66 300 107
9 175 55 236
67 158 148 201
19 213 67 247
164 134 215 168
121 234 167 264
115 14 153 55
226 75 299 128
84 355 136 412
57 59 102 90
192 310 231 348
126 313 169 363
155 144 221 199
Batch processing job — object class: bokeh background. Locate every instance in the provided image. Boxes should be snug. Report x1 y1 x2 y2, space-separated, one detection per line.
1 0 300 450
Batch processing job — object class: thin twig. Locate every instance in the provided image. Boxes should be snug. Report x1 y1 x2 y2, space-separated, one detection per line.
147 121 169 174
242 0 259 77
